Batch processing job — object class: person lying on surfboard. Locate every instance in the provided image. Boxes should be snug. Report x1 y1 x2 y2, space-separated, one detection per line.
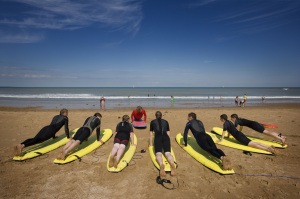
131 106 147 122
230 114 286 146
149 111 176 177
219 114 276 154
183 112 232 170
14 108 70 156
109 115 136 168
57 113 105 160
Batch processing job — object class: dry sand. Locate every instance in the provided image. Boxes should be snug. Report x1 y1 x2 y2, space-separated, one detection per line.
0 104 300 199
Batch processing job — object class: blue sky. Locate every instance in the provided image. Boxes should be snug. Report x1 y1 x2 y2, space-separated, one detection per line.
0 0 300 87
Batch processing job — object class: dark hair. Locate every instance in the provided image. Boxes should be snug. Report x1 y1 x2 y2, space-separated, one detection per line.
136 106 142 111
231 114 238 119
94 112 102 118
60 108 68 115
155 111 162 119
220 114 228 120
122 115 130 122
188 112 197 119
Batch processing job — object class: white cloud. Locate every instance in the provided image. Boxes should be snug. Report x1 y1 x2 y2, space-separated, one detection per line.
0 32 44 43
0 0 143 43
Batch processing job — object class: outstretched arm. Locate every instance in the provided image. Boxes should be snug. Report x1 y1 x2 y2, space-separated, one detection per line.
183 124 190 146
64 117 70 138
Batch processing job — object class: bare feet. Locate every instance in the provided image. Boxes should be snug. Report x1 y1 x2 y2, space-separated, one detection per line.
170 163 176 176
113 156 118 168
109 155 115 167
57 152 66 160
221 156 232 170
278 133 287 146
15 144 23 156
159 164 166 177
268 146 277 155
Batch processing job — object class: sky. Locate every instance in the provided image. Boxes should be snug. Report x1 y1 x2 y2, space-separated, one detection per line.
0 0 300 87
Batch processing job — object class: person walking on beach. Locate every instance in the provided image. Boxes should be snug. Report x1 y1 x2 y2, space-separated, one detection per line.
57 113 105 160
14 108 70 156
131 106 147 122
149 111 176 176
109 115 136 168
219 114 276 154
100 96 105 110
183 112 232 170
235 96 239 106
230 114 286 146
242 94 247 107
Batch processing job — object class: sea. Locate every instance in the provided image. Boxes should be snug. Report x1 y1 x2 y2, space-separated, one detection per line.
0 87 299 109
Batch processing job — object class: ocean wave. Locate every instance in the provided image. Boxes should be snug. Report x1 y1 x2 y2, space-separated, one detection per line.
0 94 300 100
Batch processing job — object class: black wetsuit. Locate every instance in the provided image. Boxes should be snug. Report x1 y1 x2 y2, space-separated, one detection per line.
114 121 133 146
150 118 171 153
223 120 251 145
73 116 101 143
234 118 265 133
184 119 225 159
21 115 69 147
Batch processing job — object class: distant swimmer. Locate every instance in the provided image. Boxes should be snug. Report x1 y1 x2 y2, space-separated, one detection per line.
57 113 104 160
109 115 136 168
183 112 232 170
131 106 147 122
230 114 286 146
219 114 276 154
149 111 176 176
14 108 70 156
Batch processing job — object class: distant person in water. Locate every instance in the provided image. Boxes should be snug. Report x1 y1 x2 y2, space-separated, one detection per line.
230 114 286 146
219 114 276 154
109 115 136 168
57 113 104 160
14 108 70 156
183 112 232 170
100 96 105 110
235 96 239 106
131 106 147 122
149 111 176 176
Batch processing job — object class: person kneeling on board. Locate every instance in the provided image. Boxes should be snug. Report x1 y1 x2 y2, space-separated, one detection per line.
149 111 176 177
183 112 232 170
131 106 147 122
230 114 286 146
14 108 70 156
219 114 276 154
57 113 105 160
109 115 136 168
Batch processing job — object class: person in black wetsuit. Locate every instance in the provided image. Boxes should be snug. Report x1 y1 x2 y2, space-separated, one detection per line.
108 115 136 168
183 112 232 170
149 111 176 176
230 114 286 146
14 108 70 156
57 112 104 160
219 114 276 154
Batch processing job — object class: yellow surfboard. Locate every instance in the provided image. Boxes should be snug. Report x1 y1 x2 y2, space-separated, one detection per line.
13 128 78 161
175 133 234 175
53 129 112 164
107 134 137 172
212 127 286 148
148 144 177 172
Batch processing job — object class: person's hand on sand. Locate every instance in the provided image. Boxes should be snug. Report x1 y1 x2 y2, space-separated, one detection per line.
217 139 223 143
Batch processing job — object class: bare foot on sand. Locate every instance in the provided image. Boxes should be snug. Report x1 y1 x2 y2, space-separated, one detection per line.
113 156 118 168
221 156 232 170
109 156 115 167
159 164 166 177
279 134 287 146
170 164 176 176
15 144 23 156
57 152 66 160
268 146 277 155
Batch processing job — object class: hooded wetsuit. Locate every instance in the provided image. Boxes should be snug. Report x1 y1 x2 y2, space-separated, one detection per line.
73 116 101 143
223 120 251 145
21 115 69 147
184 119 225 159
150 118 170 153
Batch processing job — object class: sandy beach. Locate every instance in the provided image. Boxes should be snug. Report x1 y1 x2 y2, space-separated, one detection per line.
0 104 300 199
